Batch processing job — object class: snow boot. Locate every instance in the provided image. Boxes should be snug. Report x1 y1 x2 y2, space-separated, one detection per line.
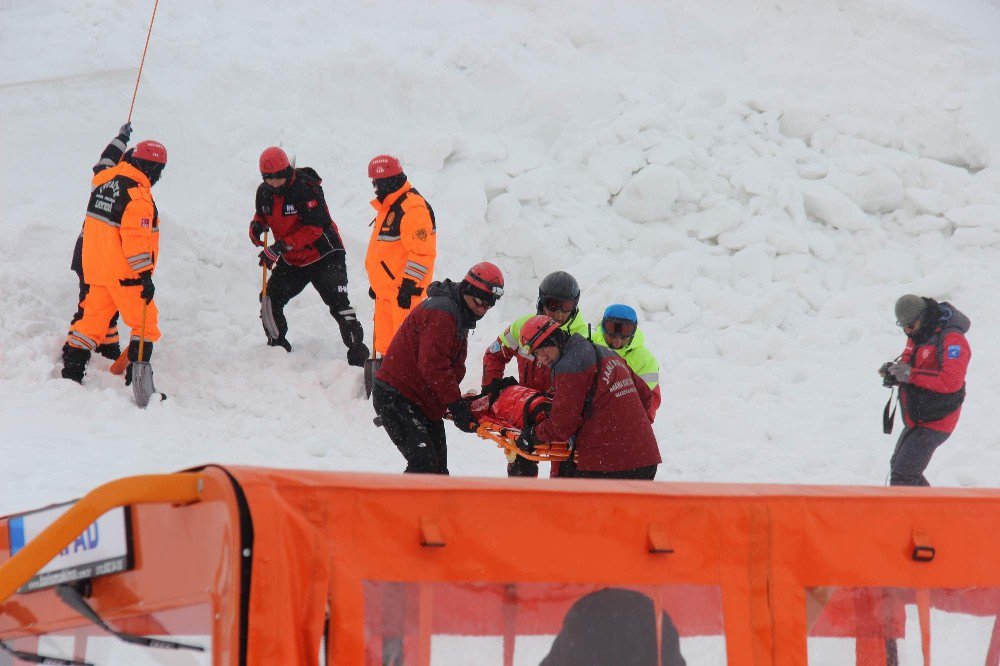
61 344 90 384
267 335 292 352
96 342 121 361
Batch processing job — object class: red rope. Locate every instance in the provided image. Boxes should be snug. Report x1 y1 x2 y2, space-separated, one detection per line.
127 0 160 123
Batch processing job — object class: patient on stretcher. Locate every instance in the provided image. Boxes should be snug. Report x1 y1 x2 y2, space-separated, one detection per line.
470 384 551 431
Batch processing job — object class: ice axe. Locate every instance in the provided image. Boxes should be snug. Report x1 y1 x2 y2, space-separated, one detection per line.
259 231 281 341
131 302 163 408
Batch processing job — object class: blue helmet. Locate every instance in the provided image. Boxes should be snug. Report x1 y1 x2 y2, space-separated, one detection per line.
602 304 637 323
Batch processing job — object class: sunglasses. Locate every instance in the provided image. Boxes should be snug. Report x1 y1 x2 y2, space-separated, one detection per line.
542 298 576 314
602 318 637 338
262 173 287 183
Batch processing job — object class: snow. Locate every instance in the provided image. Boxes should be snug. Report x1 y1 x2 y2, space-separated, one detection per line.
2 0 1000 571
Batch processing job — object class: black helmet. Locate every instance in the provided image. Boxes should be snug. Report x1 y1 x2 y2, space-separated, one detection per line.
536 271 580 316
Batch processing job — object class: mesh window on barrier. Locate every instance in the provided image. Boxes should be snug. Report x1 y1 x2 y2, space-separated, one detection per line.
806 586 1000 664
363 580 725 665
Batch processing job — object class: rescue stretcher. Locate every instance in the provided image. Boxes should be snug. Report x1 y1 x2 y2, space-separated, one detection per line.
473 421 573 463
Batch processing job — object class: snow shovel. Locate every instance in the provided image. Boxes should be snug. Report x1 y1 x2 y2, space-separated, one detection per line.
363 350 381 400
131 303 160 408
259 231 281 341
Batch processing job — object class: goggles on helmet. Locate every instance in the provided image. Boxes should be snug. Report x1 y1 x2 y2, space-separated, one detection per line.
602 317 637 339
542 297 576 314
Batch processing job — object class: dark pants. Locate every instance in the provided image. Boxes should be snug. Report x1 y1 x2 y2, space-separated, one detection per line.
372 381 449 475
509 456 658 480
889 426 950 486
265 252 362 348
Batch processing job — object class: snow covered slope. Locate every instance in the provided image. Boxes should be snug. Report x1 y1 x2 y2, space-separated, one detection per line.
3 0 1000 514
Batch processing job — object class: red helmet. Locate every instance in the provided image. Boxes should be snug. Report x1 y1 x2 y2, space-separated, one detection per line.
259 146 290 175
368 154 403 179
133 140 167 165
519 315 560 355
463 262 504 299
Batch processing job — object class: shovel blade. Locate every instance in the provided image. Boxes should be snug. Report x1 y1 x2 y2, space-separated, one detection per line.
363 357 382 400
131 361 157 408
260 295 280 340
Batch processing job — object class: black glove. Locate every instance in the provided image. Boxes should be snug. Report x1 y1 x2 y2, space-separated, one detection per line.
515 425 538 453
120 273 154 303
448 398 478 433
368 286 376 300
118 122 132 142
138 272 154 303
258 241 287 269
396 278 423 309
249 219 268 247
482 376 519 405
347 342 370 367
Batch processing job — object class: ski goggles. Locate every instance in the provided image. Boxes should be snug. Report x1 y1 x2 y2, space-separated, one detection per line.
470 293 497 309
601 317 637 339
542 297 576 314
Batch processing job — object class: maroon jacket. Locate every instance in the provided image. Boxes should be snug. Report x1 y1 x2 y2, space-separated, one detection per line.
253 167 345 267
376 279 474 420
534 334 661 472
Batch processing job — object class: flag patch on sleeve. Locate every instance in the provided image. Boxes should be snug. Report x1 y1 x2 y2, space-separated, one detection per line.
947 345 961 359
140 218 150 228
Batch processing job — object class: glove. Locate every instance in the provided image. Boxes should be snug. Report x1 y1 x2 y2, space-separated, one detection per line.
119 273 154 303
118 122 132 142
249 219 268 247
138 272 154 303
258 241 287 270
482 376 518 406
396 278 424 309
515 426 538 454
887 362 912 384
447 398 478 433
368 287 376 300
347 342 370 368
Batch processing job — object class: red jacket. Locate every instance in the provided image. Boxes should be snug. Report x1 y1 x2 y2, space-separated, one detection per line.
533 334 661 472
253 167 344 267
376 280 474 420
900 303 970 433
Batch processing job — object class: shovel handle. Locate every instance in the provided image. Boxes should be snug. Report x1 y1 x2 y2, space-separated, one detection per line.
261 231 269 297
138 301 147 361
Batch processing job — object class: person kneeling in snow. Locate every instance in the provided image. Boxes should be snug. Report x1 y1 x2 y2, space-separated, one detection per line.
250 146 369 366
592 304 661 422
879 294 970 486
515 315 661 480
373 262 505 474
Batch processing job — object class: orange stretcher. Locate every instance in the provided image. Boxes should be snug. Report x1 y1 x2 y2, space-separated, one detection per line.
474 420 573 463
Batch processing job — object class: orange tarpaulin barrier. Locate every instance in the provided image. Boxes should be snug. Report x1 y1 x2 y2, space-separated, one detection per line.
2 466 1000 664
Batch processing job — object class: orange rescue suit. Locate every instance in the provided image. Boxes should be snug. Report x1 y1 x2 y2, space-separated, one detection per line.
364 182 436 355
67 161 161 351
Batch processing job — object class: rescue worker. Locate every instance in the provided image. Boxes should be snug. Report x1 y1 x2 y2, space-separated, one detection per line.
879 294 970 486
515 315 661 479
482 271 588 393
373 262 504 474
62 139 168 386
364 154 437 377
250 146 369 365
592 304 661 421
63 124 133 370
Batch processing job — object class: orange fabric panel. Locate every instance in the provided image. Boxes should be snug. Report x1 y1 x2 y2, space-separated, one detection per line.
372 295 420 355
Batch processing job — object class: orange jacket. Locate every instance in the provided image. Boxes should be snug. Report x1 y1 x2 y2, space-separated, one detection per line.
81 162 159 287
365 182 436 296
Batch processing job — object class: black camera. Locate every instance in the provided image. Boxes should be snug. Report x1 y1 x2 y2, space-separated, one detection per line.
880 362 897 388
